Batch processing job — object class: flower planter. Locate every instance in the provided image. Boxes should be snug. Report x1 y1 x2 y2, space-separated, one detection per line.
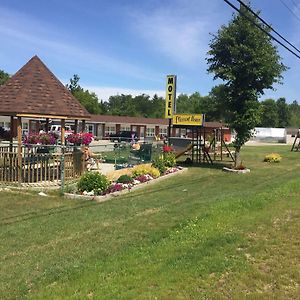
222 167 250 174
64 167 187 203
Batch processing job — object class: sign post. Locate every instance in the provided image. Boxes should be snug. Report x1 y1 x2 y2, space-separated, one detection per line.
165 75 176 144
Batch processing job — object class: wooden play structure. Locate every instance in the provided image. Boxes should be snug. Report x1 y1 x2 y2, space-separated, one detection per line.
291 131 300 151
173 126 235 164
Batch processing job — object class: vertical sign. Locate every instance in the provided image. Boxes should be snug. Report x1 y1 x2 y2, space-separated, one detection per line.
165 75 176 119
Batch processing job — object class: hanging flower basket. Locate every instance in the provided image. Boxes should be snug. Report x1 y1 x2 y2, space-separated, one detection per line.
66 132 94 146
23 132 58 146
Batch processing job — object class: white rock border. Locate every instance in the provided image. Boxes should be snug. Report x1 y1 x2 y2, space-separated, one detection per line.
64 168 188 203
223 167 250 174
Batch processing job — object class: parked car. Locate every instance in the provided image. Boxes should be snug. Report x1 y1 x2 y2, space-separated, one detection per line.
109 131 139 142
50 125 73 138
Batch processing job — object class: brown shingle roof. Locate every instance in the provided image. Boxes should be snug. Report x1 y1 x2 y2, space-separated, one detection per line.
0 55 90 119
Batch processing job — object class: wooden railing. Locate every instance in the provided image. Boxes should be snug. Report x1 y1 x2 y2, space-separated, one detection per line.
0 146 84 184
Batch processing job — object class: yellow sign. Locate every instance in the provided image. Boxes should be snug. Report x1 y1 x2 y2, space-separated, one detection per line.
172 114 204 126
165 75 176 119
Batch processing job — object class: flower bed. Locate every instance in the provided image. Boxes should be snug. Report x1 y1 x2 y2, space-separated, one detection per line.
64 165 186 202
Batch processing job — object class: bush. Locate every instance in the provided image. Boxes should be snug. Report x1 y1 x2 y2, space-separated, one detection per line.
117 174 133 184
152 157 167 175
163 152 176 168
132 164 160 178
77 172 109 195
264 153 282 163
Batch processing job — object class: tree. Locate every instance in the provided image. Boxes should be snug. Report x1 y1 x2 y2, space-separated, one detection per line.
207 4 287 164
289 100 300 127
207 84 229 122
66 74 81 93
276 97 291 128
0 70 10 85
258 99 278 127
66 74 104 114
72 89 103 114
150 94 165 118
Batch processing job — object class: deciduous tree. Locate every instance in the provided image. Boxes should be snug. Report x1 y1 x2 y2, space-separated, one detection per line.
207 4 287 164
0 70 10 85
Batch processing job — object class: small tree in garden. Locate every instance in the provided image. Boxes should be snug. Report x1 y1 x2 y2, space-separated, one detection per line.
207 3 287 165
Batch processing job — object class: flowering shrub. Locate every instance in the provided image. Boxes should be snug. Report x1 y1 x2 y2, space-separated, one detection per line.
264 153 282 163
23 132 58 145
131 165 160 178
163 145 173 153
105 183 124 194
77 172 109 195
66 132 94 145
135 174 152 183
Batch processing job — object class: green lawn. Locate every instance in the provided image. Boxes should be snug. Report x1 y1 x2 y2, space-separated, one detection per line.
0 145 299 299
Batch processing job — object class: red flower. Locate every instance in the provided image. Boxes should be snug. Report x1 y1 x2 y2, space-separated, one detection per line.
163 145 173 153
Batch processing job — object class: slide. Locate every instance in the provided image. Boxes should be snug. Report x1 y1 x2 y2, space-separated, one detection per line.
175 144 193 159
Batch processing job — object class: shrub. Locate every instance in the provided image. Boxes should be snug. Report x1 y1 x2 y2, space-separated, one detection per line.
163 152 176 168
152 157 167 175
77 172 109 195
132 164 160 178
117 174 133 184
264 153 282 163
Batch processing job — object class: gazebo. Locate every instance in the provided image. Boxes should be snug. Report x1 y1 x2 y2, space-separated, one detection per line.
0 55 91 185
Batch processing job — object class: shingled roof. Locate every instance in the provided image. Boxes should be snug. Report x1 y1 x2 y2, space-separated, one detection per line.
0 55 90 119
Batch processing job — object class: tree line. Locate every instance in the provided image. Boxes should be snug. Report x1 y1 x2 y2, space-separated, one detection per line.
66 74 300 128
0 70 299 128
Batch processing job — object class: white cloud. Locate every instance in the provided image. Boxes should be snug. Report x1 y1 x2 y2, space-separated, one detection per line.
129 1 224 66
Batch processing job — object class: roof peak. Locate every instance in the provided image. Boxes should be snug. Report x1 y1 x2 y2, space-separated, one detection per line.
0 56 90 119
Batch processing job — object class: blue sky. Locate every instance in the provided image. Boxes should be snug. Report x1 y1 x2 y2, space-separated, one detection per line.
1 0 300 102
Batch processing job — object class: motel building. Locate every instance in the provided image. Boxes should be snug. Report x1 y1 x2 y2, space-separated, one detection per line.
0 114 232 143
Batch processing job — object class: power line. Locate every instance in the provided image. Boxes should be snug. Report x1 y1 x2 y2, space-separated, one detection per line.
279 0 300 24
290 0 300 11
223 0 300 60
236 0 300 54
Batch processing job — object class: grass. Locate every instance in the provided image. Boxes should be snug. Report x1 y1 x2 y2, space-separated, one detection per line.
0 145 299 299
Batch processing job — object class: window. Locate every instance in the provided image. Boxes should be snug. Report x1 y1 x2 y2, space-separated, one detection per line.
0 121 10 129
146 127 155 137
105 125 116 135
159 127 168 136
86 124 94 134
22 122 29 135
120 125 131 131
